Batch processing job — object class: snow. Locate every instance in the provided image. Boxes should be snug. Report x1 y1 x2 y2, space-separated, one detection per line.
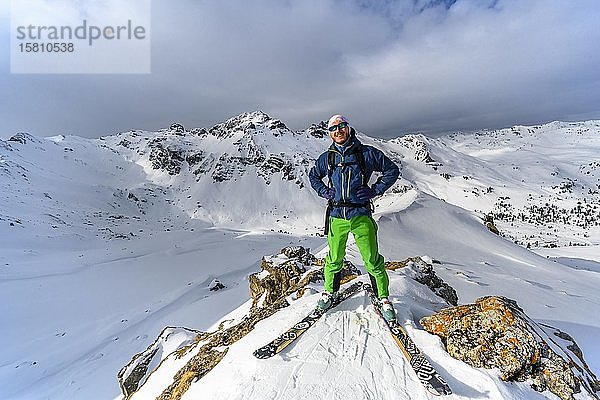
0 117 599 399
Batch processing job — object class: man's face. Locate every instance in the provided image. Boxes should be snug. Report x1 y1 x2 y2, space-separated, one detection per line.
329 120 349 145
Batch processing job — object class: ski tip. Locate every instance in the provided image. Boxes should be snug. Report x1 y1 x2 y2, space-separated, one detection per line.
253 347 275 359
426 382 452 396
252 350 263 359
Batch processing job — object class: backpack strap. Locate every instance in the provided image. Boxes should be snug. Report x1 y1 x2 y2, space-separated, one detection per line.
353 145 366 185
327 150 336 188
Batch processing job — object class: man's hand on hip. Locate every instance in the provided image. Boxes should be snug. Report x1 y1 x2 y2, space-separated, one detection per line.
324 188 335 200
356 186 377 201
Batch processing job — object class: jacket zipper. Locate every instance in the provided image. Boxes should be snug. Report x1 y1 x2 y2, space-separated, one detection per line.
341 153 347 219
347 169 352 205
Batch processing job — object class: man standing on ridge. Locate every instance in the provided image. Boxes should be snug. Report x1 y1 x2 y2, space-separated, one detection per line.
309 114 400 321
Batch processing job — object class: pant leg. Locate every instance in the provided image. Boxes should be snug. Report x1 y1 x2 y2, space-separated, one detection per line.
351 215 389 298
324 217 350 294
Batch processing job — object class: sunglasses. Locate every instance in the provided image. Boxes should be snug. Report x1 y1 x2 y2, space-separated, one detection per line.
328 121 348 132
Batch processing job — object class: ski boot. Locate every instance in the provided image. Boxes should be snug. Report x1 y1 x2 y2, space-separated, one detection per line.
317 291 335 311
380 297 396 322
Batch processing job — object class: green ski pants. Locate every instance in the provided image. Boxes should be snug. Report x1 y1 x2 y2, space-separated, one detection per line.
325 215 389 298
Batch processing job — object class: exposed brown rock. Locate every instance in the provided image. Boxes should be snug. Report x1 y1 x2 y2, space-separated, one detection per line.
543 325 600 395
421 296 599 400
128 250 600 400
152 294 292 400
120 252 454 400
119 347 158 397
249 246 359 310
157 348 228 400
483 213 500 235
155 246 344 400
384 260 407 270
486 221 500 235
249 255 309 309
117 327 203 398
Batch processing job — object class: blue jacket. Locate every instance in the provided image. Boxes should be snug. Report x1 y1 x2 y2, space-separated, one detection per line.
309 130 400 219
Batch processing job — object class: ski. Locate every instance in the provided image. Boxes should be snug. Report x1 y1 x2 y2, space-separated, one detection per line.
364 283 452 396
253 281 363 359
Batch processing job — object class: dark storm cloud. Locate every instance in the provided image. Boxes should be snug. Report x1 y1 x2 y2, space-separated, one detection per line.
1 0 599 139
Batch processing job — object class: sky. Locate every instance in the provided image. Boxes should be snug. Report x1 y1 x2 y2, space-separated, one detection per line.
1 0 600 139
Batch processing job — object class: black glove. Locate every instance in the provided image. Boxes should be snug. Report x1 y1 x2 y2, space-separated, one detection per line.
356 186 377 201
324 188 335 200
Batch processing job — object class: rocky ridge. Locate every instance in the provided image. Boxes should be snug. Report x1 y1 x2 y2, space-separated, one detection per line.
117 248 460 400
117 247 598 400
115 112 305 187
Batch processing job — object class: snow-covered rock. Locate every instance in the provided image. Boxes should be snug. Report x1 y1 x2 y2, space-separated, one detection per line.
421 296 600 400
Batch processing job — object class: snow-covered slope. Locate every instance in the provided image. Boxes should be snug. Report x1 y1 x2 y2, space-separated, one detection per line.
128 191 600 400
1 114 599 400
0 123 323 400
387 121 600 248
98 112 335 233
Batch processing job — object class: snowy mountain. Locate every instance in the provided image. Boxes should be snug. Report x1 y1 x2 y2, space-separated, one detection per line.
1 113 599 400
96 111 331 233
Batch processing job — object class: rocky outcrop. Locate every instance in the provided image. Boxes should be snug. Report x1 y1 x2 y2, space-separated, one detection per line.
8 132 40 145
190 127 208 136
148 139 186 175
119 292 289 399
0 138 12 152
248 246 359 310
169 123 185 134
249 246 315 309
384 257 458 306
207 111 290 140
421 296 600 400
256 155 301 186
483 213 500 235
147 138 206 176
403 258 458 306
306 121 329 138
168 113 305 187
394 135 438 164
117 327 203 398
208 279 225 291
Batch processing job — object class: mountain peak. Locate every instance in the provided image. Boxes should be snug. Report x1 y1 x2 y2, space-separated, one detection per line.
207 111 290 139
7 132 41 145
